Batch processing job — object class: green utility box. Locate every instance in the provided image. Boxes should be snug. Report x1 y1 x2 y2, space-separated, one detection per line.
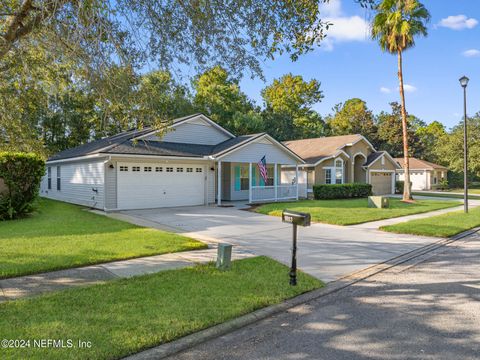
216 243 232 270
368 196 389 208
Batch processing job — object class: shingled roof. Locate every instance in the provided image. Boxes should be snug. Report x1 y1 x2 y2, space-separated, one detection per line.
283 134 366 164
394 157 448 171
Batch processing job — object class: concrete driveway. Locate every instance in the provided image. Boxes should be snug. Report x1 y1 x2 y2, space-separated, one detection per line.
119 205 446 282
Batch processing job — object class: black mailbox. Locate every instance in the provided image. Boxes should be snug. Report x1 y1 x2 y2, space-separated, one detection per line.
282 210 311 227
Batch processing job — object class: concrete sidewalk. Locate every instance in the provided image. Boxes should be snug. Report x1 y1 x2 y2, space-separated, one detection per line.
0 247 254 302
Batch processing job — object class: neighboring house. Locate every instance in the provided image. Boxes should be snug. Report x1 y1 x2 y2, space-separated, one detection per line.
395 157 448 191
40 114 304 211
282 134 400 195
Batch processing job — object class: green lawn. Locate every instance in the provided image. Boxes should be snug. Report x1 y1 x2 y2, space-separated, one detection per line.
0 257 322 360
0 199 206 279
381 206 480 237
255 198 460 225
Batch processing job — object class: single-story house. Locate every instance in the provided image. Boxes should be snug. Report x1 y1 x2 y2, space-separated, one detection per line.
395 157 448 191
40 114 304 211
282 134 401 195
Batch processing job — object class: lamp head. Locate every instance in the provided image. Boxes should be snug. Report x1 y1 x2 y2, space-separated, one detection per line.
459 75 469 88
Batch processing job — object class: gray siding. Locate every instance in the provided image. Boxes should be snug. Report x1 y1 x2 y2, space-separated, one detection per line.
40 160 105 209
104 160 117 210
220 139 298 165
146 120 231 145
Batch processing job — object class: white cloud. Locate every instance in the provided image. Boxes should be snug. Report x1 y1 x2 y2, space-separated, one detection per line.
438 15 478 30
319 0 371 50
402 84 417 93
380 87 391 94
463 49 480 58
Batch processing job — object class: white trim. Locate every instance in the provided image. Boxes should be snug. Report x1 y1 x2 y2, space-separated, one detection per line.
274 163 278 200
217 161 222 206
46 153 105 165
352 152 367 161
248 163 253 203
295 164 299 200
215 133 305 163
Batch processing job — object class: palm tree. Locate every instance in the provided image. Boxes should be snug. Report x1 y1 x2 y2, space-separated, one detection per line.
372 0 430 201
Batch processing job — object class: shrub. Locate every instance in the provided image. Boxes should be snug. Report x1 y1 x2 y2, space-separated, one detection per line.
0 152 45 220
395 181 404 194
313 183 372 200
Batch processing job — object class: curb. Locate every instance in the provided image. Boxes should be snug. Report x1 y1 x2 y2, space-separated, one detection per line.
124 226 480 360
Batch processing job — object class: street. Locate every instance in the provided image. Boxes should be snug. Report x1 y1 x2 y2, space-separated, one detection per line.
170 233 480 360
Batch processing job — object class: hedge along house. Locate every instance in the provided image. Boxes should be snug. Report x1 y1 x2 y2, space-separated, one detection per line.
282 134 401 196
40 114 304 211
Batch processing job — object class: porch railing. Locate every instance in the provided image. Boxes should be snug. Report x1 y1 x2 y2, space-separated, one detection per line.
251 184 298 203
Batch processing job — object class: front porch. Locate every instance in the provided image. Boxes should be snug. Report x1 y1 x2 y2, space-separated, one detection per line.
215 161 302 205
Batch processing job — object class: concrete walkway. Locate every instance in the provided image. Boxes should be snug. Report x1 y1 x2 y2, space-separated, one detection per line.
0 246 254 301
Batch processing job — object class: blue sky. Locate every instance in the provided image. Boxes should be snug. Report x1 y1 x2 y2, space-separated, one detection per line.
239 0 480 130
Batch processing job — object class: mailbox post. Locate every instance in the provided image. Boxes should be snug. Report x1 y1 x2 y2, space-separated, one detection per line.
282 210 311 286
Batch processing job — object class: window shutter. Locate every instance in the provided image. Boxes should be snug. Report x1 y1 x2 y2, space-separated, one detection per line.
234 166 241 191
252 167 256 186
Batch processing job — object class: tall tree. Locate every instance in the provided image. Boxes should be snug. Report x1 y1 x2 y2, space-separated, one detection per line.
261 73 325 140
327 98 379 145
372 0 430 201
415 120 446 163
193 66 256 134
376 102 423 158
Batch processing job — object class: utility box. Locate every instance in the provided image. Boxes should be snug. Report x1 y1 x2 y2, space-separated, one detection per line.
368 196 389 208
216 243 232 270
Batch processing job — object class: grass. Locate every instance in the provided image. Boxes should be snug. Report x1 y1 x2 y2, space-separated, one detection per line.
0 198 206 279
255 198 460 225
381 206 480 237
0 257 322 360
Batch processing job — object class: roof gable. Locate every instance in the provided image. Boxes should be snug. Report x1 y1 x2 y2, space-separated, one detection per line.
284 134 366 165
394 157 448 170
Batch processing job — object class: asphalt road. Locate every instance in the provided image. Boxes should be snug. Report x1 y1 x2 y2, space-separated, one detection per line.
170 233 480 360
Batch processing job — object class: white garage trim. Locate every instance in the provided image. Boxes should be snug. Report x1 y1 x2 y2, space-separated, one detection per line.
368 170 395 195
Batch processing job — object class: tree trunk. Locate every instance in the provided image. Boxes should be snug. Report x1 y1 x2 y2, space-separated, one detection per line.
397 49 412 201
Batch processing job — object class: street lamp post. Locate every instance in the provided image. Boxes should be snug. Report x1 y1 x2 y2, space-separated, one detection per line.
459 75 469 213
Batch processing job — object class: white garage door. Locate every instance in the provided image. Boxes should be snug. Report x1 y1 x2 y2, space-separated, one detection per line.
117 162 206 209
370 172 393 195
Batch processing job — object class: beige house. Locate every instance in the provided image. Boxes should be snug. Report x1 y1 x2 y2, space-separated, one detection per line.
395 157 448 191
282 134 400 195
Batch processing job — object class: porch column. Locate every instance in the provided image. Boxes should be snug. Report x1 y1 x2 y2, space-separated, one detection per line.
295 164 299 200
248 162 253 203
274 163 278 201
217 161 222 206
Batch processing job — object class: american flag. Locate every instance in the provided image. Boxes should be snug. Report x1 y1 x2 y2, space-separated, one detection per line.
257 155 268 183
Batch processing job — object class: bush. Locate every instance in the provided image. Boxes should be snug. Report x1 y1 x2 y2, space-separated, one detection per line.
395 181 404 194
313 183 372 200
0 152 45 220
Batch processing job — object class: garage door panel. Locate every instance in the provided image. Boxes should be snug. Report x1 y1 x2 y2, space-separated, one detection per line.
117 163 205 209
370 172 393 195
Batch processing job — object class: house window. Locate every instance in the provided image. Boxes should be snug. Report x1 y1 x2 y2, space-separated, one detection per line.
186 168 193 173
155 167 163 172
176 167 183 172
334 159 344 184
56 166 61 191
132 166 140 172
144 166 152 172
325 169 332 184
166 167 173 172
196 167 203 172
120 166 128 172
265 165 275 186
47 167 52 190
